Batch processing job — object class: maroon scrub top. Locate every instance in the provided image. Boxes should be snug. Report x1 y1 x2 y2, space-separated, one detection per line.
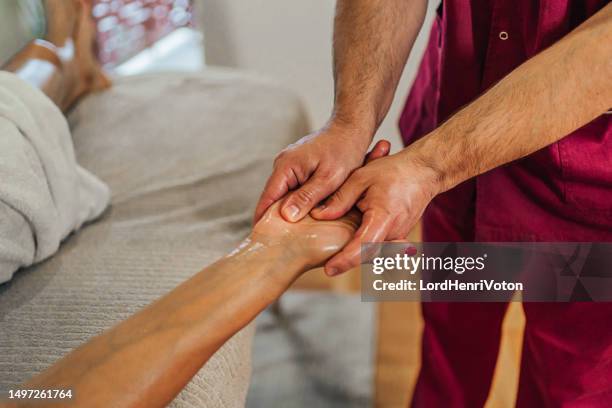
399 0 612 241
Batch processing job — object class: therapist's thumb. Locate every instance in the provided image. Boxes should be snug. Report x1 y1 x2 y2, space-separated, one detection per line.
281 172 340 222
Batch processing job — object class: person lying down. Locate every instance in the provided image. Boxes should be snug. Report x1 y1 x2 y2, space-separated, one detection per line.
1 202 361 408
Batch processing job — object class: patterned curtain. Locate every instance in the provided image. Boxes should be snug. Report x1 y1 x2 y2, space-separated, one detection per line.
92 0 193 67
0 0 191 67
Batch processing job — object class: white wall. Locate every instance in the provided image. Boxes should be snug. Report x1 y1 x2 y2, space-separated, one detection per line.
198 0 437 152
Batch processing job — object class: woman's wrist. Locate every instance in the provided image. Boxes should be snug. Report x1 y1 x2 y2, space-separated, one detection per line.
234 234 311 284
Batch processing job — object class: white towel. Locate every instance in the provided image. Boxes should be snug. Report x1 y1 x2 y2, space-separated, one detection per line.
0 72 110 283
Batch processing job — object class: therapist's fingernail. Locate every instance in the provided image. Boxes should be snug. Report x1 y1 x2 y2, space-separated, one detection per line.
283 205 299 221
326 267 338 276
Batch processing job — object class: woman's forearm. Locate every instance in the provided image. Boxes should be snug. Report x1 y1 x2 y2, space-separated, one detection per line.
5 199 359 408
14 239 308 408
407 3 612 193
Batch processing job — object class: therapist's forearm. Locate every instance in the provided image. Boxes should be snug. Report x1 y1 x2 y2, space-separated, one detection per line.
331 0 427 137
407 3 612 193
10 241 307 408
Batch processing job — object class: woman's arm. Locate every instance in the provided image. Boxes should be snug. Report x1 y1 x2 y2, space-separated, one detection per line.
4 204 359 408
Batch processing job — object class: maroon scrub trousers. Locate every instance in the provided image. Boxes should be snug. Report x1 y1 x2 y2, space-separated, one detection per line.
399 1 612 406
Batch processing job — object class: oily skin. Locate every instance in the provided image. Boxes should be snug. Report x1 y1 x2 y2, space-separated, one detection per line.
255 2 612 275
0 204 361 408
2 127 390 408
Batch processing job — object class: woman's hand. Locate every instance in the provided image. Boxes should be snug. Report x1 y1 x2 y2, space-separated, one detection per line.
310 149 441 276
252 138 392 271
251 201 361 271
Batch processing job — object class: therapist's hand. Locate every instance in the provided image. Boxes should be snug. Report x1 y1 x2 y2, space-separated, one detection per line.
254 122 389 223
310 149 441 276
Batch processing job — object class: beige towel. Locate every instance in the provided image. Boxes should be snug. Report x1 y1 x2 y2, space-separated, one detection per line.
0 72 110 283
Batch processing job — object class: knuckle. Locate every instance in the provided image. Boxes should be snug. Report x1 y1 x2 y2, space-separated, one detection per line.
294 188 316 205
330 171 349 186
274 149 300 165
274 149 288 161
273 155 288 169
328 190 346 206
293 166 310 184
316 169 334 185
316 166 336 180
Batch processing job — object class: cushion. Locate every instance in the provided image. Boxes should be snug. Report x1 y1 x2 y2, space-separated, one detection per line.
0 69 309 407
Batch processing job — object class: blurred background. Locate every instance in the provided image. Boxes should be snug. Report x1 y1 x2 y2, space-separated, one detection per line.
0 1 524 406
0 0 437 151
